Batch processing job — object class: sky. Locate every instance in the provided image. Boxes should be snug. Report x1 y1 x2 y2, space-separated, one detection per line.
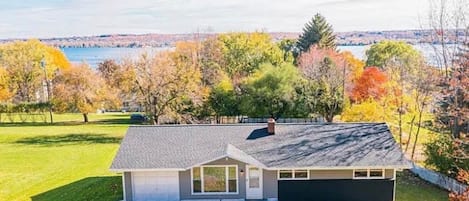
0 0 430 39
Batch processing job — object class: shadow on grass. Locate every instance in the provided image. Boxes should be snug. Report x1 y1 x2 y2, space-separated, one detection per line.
15 134 122 146
31 176 122 201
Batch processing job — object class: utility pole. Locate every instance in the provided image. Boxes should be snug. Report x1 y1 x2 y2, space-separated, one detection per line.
41 58 53 124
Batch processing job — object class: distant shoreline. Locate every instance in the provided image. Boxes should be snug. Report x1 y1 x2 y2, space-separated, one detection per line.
1 29 465 48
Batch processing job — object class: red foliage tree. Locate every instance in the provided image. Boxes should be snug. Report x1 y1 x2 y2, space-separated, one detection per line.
350 66 388 103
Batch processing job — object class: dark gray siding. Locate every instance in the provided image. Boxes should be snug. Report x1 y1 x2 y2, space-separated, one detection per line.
124 172 132 201
179 157 247 200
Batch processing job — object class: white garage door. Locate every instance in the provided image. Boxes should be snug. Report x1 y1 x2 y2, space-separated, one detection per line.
132 171 180 201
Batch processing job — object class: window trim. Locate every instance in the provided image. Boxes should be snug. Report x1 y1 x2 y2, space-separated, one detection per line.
277 169 310 180
353 169 385 179
191 165 239 195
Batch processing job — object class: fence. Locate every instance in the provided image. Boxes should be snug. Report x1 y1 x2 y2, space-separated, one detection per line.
211 116 324 124
411 164 468 194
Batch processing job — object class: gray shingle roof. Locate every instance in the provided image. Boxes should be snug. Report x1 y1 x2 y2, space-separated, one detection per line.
110 123 411 170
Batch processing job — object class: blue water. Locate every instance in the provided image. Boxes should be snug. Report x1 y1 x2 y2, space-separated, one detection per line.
61 47 166 67
62 45 440 67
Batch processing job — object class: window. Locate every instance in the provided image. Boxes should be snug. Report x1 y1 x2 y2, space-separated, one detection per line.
279 170 293 179
353 169 385 179
192 167 202 192
228 166 237 192
278 169 309 180
369 169 384 178
203 167 226 192
191 166 238 194
353 169 368 178
294 170 308 179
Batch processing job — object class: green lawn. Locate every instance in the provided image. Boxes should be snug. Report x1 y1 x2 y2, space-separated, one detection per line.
0 113 449 201
0 113 128 201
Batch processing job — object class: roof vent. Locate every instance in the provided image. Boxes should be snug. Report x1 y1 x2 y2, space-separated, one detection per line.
267 118 275 134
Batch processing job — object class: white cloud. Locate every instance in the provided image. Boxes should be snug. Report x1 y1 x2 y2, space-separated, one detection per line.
0 0 430 38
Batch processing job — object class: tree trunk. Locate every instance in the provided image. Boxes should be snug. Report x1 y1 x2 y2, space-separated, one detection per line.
325 114 334 122
404 115 416 153
452 117 461 139
398 105 403 149
83 113 88 123
48 109 53 124
152 114 159 125
411 109 424 160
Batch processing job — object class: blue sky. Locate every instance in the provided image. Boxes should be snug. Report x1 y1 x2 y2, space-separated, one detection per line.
0 0 429 39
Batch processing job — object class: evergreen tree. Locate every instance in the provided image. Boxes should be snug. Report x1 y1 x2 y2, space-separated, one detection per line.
297 13 336 52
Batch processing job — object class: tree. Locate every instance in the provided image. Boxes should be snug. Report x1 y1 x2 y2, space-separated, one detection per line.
0 68 11 101
366 40 424 147
298 46 347 122
240 63 303 119
277 38 297 62
199 37 226 87
436 43 469 138
341 98 392 122
427 0 468 77
217 32 284 82
341 51 365 96
365 40 421 69
97 59 136 110
53 63 105 123
133 50 202 124
208 74 239 122
0 39 70 103
297 13 336 53
350 67 388 102
408 63 438 160
449 169 469 201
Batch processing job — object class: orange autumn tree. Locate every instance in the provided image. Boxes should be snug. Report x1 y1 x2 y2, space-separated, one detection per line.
350 66 388 103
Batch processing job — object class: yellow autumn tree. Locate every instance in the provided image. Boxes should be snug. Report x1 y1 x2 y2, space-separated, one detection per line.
53 63 105 123
0 68 11 101
0 39 70 102
341 98 393 122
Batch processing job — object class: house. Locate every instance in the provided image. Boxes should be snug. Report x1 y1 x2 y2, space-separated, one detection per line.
110 121 411 201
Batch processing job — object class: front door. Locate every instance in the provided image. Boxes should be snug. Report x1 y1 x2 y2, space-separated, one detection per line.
246 165 263 199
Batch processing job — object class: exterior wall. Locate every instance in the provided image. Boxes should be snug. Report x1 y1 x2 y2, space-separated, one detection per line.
123 172 132 201
263 170 278 199
179 157 247 200
385 169 395 179
309 169 353 179
308 169 395 180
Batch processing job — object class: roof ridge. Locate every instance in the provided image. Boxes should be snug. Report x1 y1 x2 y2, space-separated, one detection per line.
128 122 386 127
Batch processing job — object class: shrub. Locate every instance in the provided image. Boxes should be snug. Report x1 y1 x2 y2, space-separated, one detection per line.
425 135 469 177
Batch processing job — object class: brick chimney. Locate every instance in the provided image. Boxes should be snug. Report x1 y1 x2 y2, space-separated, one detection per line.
267 117 275 134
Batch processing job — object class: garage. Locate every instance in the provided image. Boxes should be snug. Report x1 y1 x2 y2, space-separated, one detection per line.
278 179 395 201
132 171 180 201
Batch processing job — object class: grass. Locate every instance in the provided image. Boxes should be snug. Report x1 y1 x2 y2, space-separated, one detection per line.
0 113 128 201
0 113 449 201
388 113 439 164
396 171 449 201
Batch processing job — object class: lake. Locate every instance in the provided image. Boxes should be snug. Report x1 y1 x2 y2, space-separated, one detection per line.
62 44 441 67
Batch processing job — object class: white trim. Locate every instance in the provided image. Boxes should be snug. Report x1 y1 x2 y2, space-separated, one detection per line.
393 169 396 201
353 169 385 179
265 165 410 170
187 155 229 170
122 173 126 201
277 169 310 180
246 165 263 199
191 165 239 195
110 168 185 172
111 166 409 172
